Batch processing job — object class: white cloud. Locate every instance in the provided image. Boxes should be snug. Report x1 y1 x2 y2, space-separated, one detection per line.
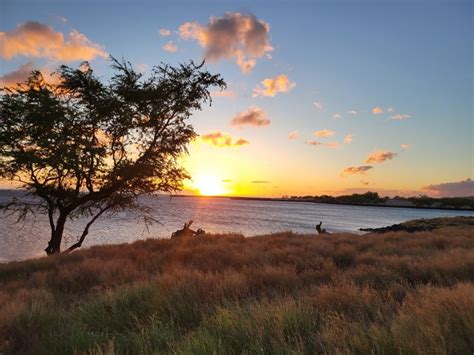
159 28 171 36
313 101 323 110
391 114 411 120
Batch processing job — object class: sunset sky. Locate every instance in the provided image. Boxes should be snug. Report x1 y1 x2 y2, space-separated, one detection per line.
1 0 472 197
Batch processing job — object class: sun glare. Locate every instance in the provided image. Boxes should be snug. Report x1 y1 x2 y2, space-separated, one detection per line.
194 175 226 196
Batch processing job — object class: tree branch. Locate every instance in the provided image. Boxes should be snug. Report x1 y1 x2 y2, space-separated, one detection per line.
64 205 111 253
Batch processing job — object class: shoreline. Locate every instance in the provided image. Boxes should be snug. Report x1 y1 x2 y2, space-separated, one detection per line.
171 194 474 212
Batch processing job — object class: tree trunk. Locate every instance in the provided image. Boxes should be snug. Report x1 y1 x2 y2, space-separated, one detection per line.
45 214 66 255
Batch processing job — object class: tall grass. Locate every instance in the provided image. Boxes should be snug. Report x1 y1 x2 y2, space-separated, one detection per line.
0 222 473 354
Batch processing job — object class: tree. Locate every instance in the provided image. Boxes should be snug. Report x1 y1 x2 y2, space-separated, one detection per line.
0 58 225 255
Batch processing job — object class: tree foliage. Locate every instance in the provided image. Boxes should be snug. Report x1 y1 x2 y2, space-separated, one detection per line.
0 58 226 254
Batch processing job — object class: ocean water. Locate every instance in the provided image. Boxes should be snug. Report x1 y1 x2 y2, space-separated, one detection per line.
1 190 473 262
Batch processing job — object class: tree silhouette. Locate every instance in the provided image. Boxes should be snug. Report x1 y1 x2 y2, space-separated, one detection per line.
0 58 225 255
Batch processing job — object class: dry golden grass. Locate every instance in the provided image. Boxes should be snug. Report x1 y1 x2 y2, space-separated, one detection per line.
0 220 473 354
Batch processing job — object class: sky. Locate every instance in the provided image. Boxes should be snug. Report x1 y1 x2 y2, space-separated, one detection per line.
1 0 473 197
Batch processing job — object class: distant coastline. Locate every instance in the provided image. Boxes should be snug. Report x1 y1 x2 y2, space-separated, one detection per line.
171 193 474 212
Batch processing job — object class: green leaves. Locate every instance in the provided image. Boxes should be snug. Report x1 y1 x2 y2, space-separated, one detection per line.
0 58 225 252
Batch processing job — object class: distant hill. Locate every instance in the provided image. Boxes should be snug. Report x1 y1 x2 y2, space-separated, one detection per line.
286 191 474 210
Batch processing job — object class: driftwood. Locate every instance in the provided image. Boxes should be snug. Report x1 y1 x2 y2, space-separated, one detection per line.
171 220 205 239
316 221 329 234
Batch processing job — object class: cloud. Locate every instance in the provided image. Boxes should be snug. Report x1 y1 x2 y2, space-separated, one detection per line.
56 16 67 24
136 63 148 73
344 134 353 144
391 114 411 120
341 165 373 176
387 107 395 113
0 21 107 61
306 140 339 148
313 101 323 110
159 28 171 36
0 62 34 87
314 129 335 137
360 180 370 186
288 130 299 140
178 12 273 73
200 131 249 147
210 89 236 99
222 179 233 183
401 143 411 150
422 178 474 197
253 74 295 97
372 106 384 115
230 106 270 128
347 110 357 115
333 113 342 119
251 180 270 184
0 62 62 88
325 141 340 148
365 150 397 164
162 41 178 53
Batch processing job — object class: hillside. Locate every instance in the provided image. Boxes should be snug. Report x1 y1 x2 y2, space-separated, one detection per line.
0 217 473 354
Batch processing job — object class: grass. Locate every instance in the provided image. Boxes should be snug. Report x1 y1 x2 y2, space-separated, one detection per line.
0 217 473 354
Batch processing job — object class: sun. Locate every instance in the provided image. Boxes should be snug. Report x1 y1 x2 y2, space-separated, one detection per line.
194 175 225 196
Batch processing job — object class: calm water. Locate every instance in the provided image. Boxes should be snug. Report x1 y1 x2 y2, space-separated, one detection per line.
1 190 473 262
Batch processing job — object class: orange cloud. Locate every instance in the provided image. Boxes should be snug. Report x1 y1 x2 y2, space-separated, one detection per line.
0 62 34 87
400 143 411 150
288 130 299 140
210 89 236 99
230 106 270 128
0 62 62 88
253 74 295 97
344 134 353 143
0 21 107 61
162 41 177 53
306 140 339 148
314 129 335 137
372 106 384 115
178 13 273 73
341 165 373 176
325 141 340 148
200 131 249 147
365 150 397 164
